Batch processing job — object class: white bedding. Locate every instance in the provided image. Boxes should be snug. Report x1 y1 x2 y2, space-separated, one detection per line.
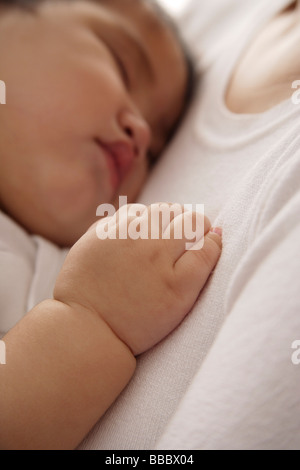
80 0 300 449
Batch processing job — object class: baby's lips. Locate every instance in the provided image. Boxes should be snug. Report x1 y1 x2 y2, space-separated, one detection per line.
104 141 136 180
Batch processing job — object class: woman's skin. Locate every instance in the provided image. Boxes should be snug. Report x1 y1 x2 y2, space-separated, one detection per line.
226 1 300 113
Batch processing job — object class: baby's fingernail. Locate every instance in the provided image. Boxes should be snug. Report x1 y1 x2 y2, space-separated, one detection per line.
210 227 223 237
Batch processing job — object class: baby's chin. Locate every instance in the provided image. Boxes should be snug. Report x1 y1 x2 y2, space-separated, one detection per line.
17 168 147 247
38 218 95 248
55 220 96 248
16 204 98 248
32 193 117 248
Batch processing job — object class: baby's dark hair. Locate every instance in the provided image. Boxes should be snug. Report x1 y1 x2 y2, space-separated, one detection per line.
147 0 197 148
0 0 197 154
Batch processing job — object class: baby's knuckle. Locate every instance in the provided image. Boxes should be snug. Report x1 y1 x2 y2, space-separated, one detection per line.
147 243 162 265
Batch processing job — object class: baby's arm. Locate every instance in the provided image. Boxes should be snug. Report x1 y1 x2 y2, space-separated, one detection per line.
0 299 135 450
0 205 222 450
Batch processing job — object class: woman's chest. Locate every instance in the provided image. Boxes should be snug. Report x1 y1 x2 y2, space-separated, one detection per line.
225 5 300 113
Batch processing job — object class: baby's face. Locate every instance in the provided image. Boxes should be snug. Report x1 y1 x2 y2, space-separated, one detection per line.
0 0 187 246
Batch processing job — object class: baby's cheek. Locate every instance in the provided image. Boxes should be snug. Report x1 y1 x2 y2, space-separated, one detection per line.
45 170 101 220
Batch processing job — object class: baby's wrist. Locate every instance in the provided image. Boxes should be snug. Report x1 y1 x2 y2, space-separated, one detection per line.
1 298 136 448
51 297 136 360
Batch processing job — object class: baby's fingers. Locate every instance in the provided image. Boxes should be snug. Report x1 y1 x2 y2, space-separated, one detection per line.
175 228 222 296
163 212 211 261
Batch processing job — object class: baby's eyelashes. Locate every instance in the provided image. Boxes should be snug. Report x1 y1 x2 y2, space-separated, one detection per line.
147 149 158 167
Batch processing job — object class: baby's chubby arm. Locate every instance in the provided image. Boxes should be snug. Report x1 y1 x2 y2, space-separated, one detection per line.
0 204 222 450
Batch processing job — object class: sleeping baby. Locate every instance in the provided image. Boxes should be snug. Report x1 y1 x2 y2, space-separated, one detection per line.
0 0 222 449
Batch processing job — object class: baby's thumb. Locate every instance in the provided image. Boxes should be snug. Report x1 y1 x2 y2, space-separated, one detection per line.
192 226 222 272
175 227 223 294
205 227 223 250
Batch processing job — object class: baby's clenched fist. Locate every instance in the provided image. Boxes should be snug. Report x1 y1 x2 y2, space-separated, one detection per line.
54 204 222 356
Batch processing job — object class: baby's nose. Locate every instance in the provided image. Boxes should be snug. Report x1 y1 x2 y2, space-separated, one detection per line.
119 110 152 159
